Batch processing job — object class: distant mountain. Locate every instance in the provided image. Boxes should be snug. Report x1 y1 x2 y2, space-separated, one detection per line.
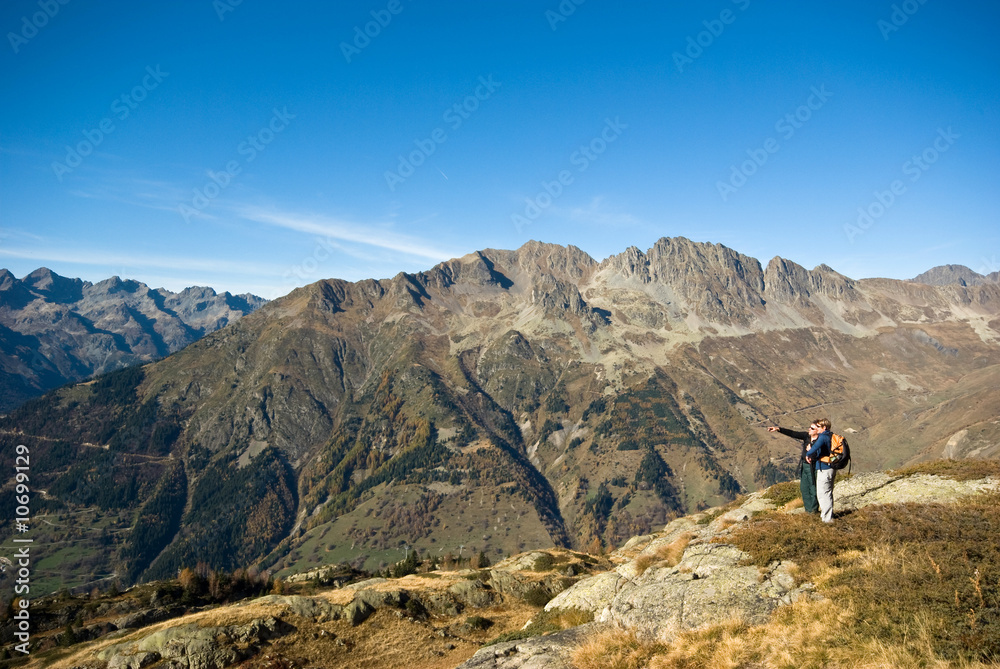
0 267 266 411
2 239 998 594
910 264 1000 287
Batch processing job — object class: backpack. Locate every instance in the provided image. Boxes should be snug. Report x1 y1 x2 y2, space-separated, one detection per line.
821 433 851 471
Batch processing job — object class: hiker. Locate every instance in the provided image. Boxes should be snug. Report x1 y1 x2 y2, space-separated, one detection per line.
804 418 836 523
766 422 819 515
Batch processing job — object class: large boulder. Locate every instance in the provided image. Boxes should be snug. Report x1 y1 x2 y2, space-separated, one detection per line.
97 616 295 669
605 543 809 641
456 623 600 669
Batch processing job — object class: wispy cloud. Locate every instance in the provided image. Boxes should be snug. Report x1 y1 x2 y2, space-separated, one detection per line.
237 206 461 262
553 196 644 228
0 245 285 277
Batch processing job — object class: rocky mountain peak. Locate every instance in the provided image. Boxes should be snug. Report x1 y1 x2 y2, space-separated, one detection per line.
21 267 86 303
0 267 266 411
910 264 994 287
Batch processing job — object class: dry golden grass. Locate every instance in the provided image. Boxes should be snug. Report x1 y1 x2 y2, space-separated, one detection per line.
30 572 546 669
891 458 1000 481
572 626 669 669
632 553 657 576
781 497 804 511
571 490 1000 668
659 532 694 566
633 533 694 576
33 600 291 669
572 602 1000 669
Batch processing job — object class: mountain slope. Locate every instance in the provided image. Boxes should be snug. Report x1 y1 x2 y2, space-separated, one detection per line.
1 238 998 595
18 460 999 669
0 267 266 411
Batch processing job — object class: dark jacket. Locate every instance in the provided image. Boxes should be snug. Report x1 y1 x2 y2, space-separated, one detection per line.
775 427 813 463
806 430 833 471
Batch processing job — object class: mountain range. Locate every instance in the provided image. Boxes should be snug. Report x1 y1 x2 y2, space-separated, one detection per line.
0 267 266 411
1 238 998 595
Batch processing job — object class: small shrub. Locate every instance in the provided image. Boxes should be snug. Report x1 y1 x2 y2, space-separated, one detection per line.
532 553 555 572
762 480 800 507
404 598 427 618
485 607 591 646
462 569 492 582
524 586 553 607
465 615 494 631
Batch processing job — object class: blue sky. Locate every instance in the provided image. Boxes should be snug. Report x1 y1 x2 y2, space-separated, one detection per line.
1 0 998 299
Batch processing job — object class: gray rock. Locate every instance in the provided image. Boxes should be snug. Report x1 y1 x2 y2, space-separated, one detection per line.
456 623 601 669
251 594 340 622
488 570 537 599
343 577 388 590
343 599 376 626
354 587 406 610
834 472 999 511
98 616 296 669
107 651 160 669
544 571 629 617
421 590 462 617
449 580 496 608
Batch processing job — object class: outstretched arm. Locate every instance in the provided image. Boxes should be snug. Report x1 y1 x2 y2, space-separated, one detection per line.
768 426 809 441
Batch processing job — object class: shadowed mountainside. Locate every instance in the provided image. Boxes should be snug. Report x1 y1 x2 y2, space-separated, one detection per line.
1 238 998 597
0 267 266 411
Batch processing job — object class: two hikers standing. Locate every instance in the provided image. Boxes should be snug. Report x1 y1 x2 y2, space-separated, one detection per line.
768 419 836 523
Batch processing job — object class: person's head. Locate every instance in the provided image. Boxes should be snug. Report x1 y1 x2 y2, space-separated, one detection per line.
810 418 831 434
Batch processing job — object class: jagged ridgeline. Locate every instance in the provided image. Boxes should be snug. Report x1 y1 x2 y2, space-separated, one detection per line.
0 268 266 412
3 238 999 593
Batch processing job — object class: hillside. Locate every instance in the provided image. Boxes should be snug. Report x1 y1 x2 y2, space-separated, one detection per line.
0 267 266 411
10 459 998 669
1 238 999 597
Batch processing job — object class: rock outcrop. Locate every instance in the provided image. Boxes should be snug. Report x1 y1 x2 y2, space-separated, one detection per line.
97 616 295 669
457 470 1000 668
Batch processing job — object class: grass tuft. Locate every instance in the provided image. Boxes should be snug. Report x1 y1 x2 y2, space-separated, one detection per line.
635 533 697 576
890 458 1000 481
485 607 592 646
762 480 800 506
572 627 669 669
726 490 1000 663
